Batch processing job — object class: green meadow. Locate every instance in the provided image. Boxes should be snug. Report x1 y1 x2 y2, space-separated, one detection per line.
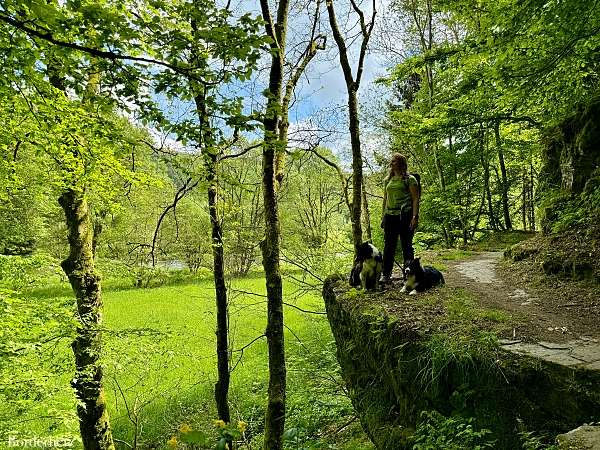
1 273 373 450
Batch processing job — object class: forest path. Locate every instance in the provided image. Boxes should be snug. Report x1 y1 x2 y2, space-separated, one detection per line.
446 251 600 371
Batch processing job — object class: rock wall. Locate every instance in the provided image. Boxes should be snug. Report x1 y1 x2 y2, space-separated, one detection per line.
540 100 600 233
541 100 600 195
323 275 600 449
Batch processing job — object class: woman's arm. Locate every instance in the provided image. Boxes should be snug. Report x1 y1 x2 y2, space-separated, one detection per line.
381 182 388 228
409 183 419 230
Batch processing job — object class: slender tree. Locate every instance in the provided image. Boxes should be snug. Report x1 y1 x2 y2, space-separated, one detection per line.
258 0 325 447
258 0 289 446
275 2 325 188
326 0 376 254
59 189 115 450
494 121 513 230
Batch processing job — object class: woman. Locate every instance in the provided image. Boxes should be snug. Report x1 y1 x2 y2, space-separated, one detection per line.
380 153 420 283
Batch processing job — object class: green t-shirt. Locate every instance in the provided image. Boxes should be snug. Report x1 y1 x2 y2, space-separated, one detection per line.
385 175 417 216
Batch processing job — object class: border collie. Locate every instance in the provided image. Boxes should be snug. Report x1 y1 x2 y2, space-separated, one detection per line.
400 258 445 295
349 242 383 291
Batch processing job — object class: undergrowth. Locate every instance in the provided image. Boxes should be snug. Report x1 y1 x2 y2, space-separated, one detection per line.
413 411 495 450
416 331 499 397
411 410 496 450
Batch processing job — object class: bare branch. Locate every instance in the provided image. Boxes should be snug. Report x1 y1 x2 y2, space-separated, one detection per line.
218 142 263 161
283 302 327 315
355 0 376 86
149 177 199 266
230 334 266 373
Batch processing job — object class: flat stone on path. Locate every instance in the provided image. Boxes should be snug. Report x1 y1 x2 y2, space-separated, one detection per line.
454 251 600 372
499 338 600 370
455 251 502 283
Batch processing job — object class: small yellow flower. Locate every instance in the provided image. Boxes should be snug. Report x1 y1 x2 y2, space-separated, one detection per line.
167 436 178 449
237 420 247 433
213 419 226 428
178 423 192 433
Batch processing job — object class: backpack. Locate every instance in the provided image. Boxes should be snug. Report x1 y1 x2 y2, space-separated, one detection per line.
406 172 422 198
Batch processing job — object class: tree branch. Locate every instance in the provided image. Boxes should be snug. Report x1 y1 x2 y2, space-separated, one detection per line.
0 13 219 84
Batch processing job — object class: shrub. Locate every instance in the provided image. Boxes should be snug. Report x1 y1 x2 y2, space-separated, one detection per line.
412 410 495 450
0 253 63 290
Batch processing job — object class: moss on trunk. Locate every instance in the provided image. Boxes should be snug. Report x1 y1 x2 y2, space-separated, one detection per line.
59 189 115 450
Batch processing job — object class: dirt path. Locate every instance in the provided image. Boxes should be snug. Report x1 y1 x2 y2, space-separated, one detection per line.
446 252 600 371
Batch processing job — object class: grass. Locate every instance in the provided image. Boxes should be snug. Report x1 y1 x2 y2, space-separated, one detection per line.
2 274 373 450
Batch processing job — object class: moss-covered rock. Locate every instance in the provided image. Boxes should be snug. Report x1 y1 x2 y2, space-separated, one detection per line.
505 245 539 262
323 276 600 450
557 425 600 450
543 258 564 275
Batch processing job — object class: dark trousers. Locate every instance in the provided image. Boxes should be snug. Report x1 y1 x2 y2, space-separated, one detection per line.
382 213 414 277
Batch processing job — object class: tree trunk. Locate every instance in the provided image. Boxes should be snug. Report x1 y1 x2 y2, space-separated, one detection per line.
193 86 231 424
348 87 364 250
522 168 528 231
495 121 512 230
91 210 107 259
362 177 372 241
207 154 231 424
59 189 115 450
529 159 536 231
480 130 497 230
260 148 286 450
325 0 375 254
49 44 114 450
483 158 497 230
260 0 289 447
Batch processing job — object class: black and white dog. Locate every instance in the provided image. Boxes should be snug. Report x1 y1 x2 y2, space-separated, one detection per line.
400 258 445 295
349 242 383 291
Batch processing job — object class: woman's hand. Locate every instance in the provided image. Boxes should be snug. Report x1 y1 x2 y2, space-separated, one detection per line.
410 216 418 231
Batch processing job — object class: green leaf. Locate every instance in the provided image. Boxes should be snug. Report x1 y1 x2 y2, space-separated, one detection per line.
180 430 210 445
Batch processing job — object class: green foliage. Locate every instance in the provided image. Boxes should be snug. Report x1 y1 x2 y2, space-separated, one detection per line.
467 231 536 252
378 0 600 242
0 254 63 290
411 411 495 450
540 176 600 233
518 430 559 450
0 288 78 442
166 420 247 449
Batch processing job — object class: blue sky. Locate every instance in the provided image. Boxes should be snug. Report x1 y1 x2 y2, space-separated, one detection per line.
150 0 395 165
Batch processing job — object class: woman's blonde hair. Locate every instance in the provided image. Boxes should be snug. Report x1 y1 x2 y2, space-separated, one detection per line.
385 153 408 183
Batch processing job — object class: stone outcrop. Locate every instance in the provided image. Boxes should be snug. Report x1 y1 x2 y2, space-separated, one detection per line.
323 275 600 449
557 425 600 450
